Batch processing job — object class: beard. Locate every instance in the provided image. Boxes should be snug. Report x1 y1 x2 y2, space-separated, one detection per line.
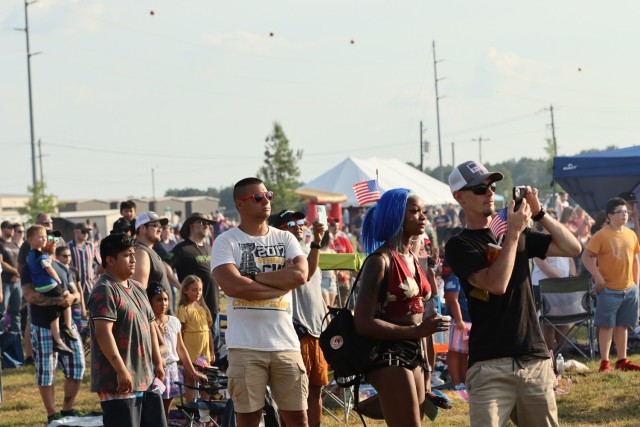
482 206 495 218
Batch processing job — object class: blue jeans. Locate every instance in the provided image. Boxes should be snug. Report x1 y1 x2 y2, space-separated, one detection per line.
1 281 22 333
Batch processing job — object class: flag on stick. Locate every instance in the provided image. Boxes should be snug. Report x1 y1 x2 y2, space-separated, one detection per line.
352 179 380 206
490 207 508 244
194 355 210 368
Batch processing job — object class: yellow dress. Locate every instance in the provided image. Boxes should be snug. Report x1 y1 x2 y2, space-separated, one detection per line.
177 303 213 362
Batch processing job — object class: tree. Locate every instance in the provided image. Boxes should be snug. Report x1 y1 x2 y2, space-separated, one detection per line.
257 122 304 213
18 180 59 224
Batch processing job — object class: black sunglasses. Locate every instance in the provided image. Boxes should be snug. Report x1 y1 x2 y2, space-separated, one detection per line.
463 183 496 195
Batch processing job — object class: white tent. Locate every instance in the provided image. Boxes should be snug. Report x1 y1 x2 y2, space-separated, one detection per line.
300 157 457 207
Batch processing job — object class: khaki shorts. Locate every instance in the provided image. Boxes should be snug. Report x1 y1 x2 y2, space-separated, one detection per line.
299 335 329 387
466 357 558 427
227 349 309 413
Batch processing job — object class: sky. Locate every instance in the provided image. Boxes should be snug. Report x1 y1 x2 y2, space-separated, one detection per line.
2 1 639 201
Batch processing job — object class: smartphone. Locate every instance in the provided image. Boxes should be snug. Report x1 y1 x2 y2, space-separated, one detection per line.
316 205 328 228
513 186 527 212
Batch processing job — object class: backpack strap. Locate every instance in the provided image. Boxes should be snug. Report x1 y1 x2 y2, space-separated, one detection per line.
344 251 389 310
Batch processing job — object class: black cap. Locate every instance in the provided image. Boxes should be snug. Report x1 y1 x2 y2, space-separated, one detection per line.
179 213 217 239
267 210 305 228
618 191 637 203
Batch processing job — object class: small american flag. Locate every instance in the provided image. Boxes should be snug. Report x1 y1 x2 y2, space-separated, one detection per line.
352 179 380 206
194 355 210 368
490 208 508 244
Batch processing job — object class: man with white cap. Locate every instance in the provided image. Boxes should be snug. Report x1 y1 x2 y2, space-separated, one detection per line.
445 160 580 427
131 211 173 312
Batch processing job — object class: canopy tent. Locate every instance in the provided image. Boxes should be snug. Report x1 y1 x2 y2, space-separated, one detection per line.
553 146 640 216
300 157 457 207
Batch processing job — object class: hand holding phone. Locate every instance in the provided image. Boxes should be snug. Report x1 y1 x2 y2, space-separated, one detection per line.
513 186 527 212
316 205 328 228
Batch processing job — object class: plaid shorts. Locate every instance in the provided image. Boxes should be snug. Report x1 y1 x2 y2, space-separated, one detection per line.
30 323 85 386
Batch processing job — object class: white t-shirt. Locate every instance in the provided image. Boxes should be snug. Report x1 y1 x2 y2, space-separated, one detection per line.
210 226 305 351
531 256 572 286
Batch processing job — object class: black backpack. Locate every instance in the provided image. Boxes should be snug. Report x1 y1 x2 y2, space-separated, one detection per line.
319 252 388 387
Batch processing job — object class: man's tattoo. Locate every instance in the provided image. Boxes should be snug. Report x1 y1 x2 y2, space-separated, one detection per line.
111 355 119 361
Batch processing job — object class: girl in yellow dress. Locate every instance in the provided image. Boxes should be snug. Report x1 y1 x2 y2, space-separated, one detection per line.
177 275 215 403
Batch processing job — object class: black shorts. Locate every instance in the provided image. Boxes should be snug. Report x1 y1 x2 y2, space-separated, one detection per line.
368 339 426 374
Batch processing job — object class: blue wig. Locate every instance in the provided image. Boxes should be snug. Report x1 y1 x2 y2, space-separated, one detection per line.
360 188 412 254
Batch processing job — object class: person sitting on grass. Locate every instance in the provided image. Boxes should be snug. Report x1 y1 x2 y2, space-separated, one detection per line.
26 225 77 355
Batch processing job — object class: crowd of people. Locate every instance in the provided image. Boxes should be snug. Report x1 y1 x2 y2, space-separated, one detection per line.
0 163 639 426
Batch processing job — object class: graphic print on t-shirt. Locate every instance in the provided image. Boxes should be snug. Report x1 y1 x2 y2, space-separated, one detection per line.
235 242 290 313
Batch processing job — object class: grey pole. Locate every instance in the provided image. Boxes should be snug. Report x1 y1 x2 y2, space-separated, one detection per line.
19 0 38 187
432 41 444 182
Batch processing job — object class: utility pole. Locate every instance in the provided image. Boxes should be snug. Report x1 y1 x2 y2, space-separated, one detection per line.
472 136 490 163
420 121 424 172
151 168 156 200
16 0 40 187
451 142 455 167
37 138 43 182
432 40 444 182
548 104 558 203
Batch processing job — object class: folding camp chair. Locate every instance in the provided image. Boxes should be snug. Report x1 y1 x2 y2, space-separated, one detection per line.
538 276 596 360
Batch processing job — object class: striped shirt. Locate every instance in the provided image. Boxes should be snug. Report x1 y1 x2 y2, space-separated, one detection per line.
68 240 101 294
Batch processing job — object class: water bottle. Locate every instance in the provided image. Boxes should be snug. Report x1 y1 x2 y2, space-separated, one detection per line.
556 353 565 375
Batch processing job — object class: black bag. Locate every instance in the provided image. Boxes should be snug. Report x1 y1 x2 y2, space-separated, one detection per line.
319 253 388 387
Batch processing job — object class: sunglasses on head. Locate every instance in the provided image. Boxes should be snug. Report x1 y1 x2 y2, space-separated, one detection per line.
286 219 305 228
463 183 496 195
238 191 274 203
47 235 60 243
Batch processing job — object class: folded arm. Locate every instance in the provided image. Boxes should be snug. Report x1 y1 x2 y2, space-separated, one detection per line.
213 264 288 300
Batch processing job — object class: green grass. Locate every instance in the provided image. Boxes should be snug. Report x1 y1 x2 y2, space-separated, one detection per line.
3 355 640 426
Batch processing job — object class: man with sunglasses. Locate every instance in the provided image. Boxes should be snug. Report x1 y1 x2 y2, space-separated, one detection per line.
131 211 174 313
68 223 102 304
21 231 85 423
445 160 581 427
268 210 328 427
212 177 309 427
582 197 640 372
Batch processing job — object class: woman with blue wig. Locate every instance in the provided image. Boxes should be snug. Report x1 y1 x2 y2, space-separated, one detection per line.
354 188 450 426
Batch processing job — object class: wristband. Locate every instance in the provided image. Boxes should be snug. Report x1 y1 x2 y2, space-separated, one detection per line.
532 208 546 222
310 242 321 250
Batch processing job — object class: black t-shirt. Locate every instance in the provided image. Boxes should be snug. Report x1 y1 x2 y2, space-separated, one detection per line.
0 238 20 283
167 239 219 314
22 261 74 328
445 227 551 366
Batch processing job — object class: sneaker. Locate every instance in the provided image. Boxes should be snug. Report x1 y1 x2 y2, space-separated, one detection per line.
62 325 79 341
599 359 611 372
61 408 84 417
615 358 640 371
454 383 469 402
47 412 63 423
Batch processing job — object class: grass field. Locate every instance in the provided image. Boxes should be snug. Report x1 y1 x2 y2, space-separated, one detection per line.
2 354 640 426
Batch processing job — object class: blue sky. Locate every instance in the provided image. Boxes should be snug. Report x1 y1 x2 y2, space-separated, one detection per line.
2 1 638 200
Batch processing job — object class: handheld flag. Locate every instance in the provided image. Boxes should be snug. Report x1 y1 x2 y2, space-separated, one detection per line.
352 179 380 206
194 355 210 368
490 208 508 244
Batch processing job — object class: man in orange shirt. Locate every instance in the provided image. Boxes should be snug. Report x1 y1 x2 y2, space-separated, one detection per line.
582 197 640 372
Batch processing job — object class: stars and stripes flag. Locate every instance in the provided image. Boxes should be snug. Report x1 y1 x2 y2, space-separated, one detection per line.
194 355 210 368
490 207 508 244
352 179 380 206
